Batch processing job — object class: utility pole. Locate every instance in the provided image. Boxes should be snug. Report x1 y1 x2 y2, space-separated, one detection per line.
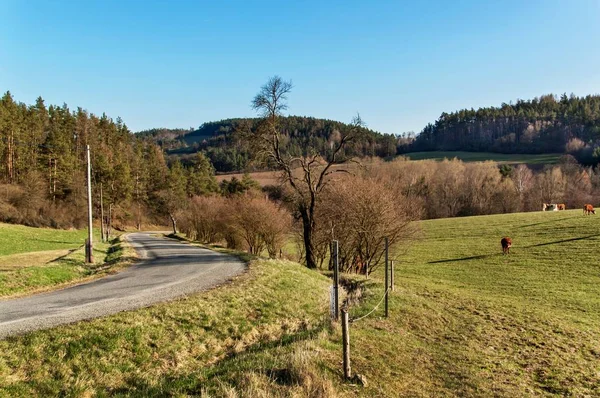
332 240 340 321
86 145 94 263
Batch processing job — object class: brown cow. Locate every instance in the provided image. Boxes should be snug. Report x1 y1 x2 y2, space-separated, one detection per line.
501 237 512 255
584 204 596 215
557 204 566 210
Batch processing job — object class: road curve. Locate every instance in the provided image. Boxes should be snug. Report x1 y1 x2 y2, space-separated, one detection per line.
0 233 246 339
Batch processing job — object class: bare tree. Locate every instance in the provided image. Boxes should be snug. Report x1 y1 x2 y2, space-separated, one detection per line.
246 76 364 268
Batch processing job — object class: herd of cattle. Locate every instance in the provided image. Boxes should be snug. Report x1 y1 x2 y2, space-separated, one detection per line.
502 203 596 254
541 203 596 215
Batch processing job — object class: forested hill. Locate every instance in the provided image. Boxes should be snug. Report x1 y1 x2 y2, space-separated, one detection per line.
411 94 600 161
137 116 398 172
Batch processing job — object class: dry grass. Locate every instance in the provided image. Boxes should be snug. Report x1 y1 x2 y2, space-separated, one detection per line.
216 171 282 187
0 249 72 271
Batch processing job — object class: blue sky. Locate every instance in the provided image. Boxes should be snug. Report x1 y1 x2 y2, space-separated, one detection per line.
1 0 599 134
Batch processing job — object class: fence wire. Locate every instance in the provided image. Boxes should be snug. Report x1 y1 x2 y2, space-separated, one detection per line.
349 287 390 324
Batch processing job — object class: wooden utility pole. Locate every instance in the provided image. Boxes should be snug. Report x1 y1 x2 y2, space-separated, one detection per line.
342 308 351 379
332 240 339 321
100 183 105 243
384 237 389 318
85 145 94 263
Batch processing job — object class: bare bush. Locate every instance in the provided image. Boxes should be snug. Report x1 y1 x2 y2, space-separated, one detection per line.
231 196 291 256
179 194 291 256
316 175 417 275
179 196 225 243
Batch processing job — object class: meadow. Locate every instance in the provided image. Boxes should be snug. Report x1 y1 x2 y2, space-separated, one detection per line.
0 224 130 297
401 151 562 164
326 209 600 396
0 209 599 396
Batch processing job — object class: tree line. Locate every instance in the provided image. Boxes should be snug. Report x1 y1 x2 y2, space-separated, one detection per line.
411 94 600 163
0 91 222 230
177 153 600 273
138 116 399 172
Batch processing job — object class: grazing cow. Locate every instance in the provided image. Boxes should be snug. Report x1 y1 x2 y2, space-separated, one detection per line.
557 204 566 210
543 203 558 211
501 237 512 255
583 204 596 215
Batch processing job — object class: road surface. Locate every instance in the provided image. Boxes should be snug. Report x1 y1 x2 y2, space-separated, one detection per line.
0 232 246 339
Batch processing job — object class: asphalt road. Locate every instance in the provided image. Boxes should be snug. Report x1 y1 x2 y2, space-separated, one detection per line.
0 232 246 339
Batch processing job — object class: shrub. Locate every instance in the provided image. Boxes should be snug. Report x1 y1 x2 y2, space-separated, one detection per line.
316 175 417 275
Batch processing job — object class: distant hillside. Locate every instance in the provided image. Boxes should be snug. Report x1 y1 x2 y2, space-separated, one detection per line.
410 94 600 164
137 116 398 172
135 127 193 150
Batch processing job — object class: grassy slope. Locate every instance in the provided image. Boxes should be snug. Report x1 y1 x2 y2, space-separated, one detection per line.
0 257 334 397
324 209 600 397
0 223 133 297
402 151 562 164
0 223 91 256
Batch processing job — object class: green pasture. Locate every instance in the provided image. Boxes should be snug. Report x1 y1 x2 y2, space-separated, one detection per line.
402 151 562 164
0 223 125 297
330 209 600 396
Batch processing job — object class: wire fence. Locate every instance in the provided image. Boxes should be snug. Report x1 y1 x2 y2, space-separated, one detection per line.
349 287 390 324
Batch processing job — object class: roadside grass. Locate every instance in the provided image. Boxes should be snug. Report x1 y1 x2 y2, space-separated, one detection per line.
321 209 600 396
0 257 333 396
402 151 562 165
0 224 136 298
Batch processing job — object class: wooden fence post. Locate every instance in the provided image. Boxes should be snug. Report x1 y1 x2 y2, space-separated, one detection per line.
390 260 395 292
384 237 389 318
332 240 339 321
342 308 351 379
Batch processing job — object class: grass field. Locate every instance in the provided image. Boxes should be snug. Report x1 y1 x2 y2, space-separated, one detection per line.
401 151 562 165
0 224 133 298
1 210 599 396
323 209 600 396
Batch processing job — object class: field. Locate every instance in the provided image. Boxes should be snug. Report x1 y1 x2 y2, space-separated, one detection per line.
325 209 600 396
1 210 599 396
402 151 562 164
215 170 281 186
0 224 132 298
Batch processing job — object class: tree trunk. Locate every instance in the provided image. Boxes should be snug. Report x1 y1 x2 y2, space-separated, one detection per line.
137 202 141 230
300 207 317 269
7 131 13 183
170 213 177 235
100 183 105 242
106 203 112 242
